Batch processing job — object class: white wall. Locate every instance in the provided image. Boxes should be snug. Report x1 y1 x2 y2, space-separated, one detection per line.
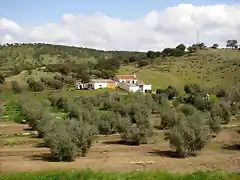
142 84 152 92
129 86 140 92
117 82 139 92
92 82 108 89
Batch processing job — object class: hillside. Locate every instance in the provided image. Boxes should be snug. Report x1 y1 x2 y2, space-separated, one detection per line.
0 43 144 76
120 48 240 90
0 43 240 91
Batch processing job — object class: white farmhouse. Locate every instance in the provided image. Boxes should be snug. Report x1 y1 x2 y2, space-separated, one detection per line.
113 74 138 84
114 74 152 93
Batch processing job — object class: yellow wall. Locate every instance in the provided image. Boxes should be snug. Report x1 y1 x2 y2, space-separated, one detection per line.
107 82 116 89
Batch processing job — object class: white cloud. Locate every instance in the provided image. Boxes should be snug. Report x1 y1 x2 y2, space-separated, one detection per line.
0 3 240 51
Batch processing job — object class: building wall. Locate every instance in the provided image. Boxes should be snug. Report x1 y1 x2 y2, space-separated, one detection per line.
107 82 116 89
117 82 139 92
129 86 140 92
142 84 152 92
92 82 108 89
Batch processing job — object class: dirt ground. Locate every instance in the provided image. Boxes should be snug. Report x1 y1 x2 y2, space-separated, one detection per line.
0 122 239 173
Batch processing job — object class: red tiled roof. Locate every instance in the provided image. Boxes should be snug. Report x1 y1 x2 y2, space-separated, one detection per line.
117 75 137 80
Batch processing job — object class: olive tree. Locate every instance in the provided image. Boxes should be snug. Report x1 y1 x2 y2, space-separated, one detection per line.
44 119 97 161
167 110 211 157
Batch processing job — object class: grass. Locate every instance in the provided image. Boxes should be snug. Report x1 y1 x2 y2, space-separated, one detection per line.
1 101 26 123
0 170 239 180
119 49 240 91
0 137 40 146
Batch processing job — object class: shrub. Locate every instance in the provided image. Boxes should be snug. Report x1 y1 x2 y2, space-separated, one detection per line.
19 97 45 130
63 75 75 85
184 84 201 94
27 77 44 92
44 120 97 161
156 86 178 100
160 106 180 130
218 100 232 124
138 60 149 67
0 73 5 83
37 113 56 138
121 114 153 145
225 86 240 103
96 111 120 135
11 81 22 93
167 110 211 157
167 86 179 99
48 93 67 108
194 95 212 111
54 74 64 81
180 104 196 116
50 79 63 89
205 110 221 135
231 102 240 115
172 98 180 107
216 88 226 98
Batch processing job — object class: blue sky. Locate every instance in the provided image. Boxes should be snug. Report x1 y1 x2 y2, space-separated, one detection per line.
1 0 239 25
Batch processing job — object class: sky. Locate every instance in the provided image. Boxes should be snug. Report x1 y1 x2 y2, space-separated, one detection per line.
0 0 240 51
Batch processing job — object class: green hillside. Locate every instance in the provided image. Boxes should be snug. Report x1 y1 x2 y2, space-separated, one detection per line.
0 43 144 76
120 48 240 90
0 43 239 91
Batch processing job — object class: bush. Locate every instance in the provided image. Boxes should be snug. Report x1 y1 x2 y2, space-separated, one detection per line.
41 77 63 89
54 74 64 81
160 106 180 130
167 110 211 157
50 79 63 89
225 86 240 103
11 81 22 93
194 95 212 111
48 93 67 108
167 86 179 99
231 102 240 115
180 104 196 116
218 101 232 124
19 97 45 130
63 75 75 85
0 73 5 83
37 113 56 138
184 84 201 94
121 114 153 145
156 86 178 100
27 77 44 92
44 120 97 161
138 60 149 67
96 111 118 135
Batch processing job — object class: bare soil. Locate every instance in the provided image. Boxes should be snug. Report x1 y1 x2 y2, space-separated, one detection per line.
0 122 239 173
0 122 28 134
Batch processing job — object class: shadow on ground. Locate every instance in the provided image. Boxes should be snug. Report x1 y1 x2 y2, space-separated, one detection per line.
147 150 180 158
222 144 240 151
102 140 131 145
25 153 60 162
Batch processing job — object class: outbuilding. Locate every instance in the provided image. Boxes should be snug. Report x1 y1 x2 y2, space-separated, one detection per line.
89 79 116 90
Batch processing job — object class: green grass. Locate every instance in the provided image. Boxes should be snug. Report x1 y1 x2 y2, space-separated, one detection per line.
0 170 239 180
119 49 240 91
1 101 26 123
118 65 180 90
